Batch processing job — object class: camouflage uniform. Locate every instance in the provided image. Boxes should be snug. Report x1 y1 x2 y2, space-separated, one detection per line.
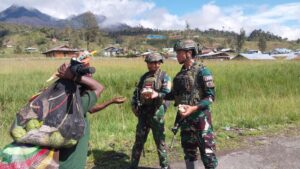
129 53 172 169
169 40 218 169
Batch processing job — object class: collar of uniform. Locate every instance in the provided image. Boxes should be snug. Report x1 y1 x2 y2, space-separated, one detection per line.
147 69 161 76
181 62 197 71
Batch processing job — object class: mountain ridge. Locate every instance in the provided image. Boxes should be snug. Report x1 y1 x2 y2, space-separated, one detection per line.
0 5 131 31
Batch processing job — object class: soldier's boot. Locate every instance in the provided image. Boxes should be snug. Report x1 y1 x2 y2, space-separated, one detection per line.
185 160 200 169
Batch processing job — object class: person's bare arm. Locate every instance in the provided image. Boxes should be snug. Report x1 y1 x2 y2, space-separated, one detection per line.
57 63 104 98
77 76 104 98
89 96 126 113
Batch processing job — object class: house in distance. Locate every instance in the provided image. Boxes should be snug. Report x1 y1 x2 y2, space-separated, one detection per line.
42 45 80 58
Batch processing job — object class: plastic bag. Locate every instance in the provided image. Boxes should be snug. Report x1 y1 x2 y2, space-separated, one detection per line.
0 143 59 169
10 79 85 148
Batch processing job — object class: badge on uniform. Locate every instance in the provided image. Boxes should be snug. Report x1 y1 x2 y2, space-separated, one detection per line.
203 75 213 81
206 81 215 88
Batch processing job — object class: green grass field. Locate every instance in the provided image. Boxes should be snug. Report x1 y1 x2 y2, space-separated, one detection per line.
0 57 299 168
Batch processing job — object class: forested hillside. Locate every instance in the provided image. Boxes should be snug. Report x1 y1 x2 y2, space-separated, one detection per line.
1 21 300 57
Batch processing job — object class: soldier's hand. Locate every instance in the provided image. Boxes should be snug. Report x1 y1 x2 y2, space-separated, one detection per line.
150 91 159 99
141 88 154 100
131 106 139 117
179 105 198 118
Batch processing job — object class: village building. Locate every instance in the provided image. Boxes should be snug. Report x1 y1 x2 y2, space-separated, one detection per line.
25 47 38 53
220 48 235 53
2 40 13 48
201 47 217 54
245 50 262 54
4 44 13 48
161 47 175 58
269 48 299 60
271 53 296 60
272 48 292 54
146 35 166 40
233 53 275 60
103 46 124 57
196 52 232 60
42 45 80 58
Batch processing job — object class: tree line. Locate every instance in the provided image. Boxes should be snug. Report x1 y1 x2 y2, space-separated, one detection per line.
1 15 299 55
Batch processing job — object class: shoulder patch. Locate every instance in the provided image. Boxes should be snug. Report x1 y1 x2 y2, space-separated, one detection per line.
203 75 213 81
206 81 215 88
200 67 212 76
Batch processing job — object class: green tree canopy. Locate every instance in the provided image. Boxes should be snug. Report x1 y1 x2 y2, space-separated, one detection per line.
236 28 246 53
258 36 267 52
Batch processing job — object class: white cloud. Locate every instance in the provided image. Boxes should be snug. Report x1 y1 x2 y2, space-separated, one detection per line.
128 8 185 30
179 2 300 40
84 0 155 26
265 24 300 40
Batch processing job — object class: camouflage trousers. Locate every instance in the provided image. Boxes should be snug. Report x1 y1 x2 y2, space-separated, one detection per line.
130 105 169 168
180 110 218 169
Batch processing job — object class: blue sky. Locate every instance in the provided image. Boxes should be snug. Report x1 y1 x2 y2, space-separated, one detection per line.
0 0 299 40
151 0 299 15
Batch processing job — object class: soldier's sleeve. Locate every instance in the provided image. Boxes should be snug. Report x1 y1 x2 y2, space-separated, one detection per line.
197 67 215 109
158 73 172 99
164 90 174 100
131 88 138 108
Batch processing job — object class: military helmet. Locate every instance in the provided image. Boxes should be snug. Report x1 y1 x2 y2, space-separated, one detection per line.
145 52 164 63
173 39 200 56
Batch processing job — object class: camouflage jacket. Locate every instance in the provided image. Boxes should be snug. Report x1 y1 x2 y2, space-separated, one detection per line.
166 62 215 110
131 69 171 109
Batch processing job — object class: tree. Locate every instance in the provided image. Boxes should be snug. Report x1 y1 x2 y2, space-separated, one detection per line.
81 12 100 50
185 21 190 30
248 29 282 41
185 21 191 39
225 37 235 49
258 36 267 52
63 27 72 41
68 29 81 48
0 37 3 48
69 34 81 49
14 44 22 54
236 28 246 53
206 37 214 47
36 37 48 45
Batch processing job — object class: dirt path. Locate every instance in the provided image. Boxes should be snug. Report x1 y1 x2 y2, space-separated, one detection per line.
170 129 300 169
88 126 300 169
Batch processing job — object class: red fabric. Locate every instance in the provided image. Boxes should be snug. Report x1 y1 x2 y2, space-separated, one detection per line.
0 148 48 169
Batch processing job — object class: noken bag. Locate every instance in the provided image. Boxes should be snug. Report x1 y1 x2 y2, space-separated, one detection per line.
10 79 86 148
0 143 59 169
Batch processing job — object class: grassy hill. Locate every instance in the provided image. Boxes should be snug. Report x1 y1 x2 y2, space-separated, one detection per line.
1 23 300 58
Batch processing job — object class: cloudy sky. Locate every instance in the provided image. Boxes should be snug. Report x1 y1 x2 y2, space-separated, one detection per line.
1 0 300 40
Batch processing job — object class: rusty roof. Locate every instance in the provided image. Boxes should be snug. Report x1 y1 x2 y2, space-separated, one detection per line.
42 45 80 54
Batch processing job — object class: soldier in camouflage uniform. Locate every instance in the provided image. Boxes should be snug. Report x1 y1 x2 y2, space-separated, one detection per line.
166 40 218 169
129 53 172 169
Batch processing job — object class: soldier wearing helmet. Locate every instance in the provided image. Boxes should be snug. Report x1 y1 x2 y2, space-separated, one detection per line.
166 40 218 169
173 39 200 60
144 52 164 63
129 52 172 169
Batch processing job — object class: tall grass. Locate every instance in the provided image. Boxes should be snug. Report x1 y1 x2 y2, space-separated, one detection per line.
0 58 299 167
